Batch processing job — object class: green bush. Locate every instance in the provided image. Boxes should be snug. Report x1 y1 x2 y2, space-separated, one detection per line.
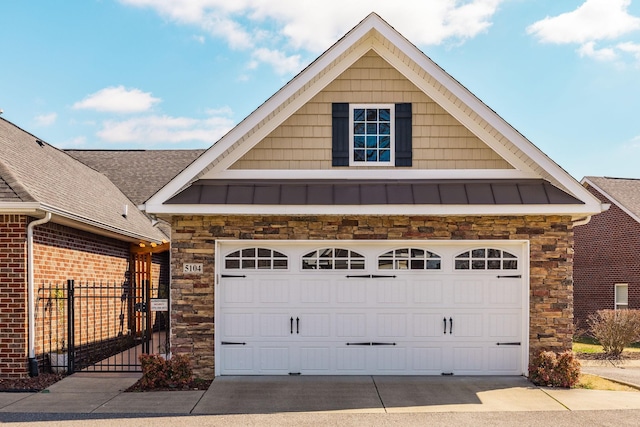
528 350 581 388
139 354 193 389
587 309 640 357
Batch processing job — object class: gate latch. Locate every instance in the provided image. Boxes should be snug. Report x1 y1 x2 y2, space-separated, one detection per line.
134 302 147 312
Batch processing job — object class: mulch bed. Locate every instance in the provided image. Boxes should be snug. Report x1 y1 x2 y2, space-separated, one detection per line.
125 378 213 392
0 373 66 392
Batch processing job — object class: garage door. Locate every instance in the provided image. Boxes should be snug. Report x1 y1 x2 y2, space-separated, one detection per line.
216 241 527 376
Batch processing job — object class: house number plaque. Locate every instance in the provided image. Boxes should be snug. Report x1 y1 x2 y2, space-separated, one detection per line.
183 263 203 274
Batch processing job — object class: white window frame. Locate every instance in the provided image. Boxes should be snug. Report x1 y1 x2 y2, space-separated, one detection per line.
349 104 395 166
615 283 628 310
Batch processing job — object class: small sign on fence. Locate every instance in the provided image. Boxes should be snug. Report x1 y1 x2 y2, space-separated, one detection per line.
150 298 169 312
183 263 203 274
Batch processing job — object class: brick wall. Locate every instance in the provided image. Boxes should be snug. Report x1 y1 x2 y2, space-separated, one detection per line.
170 214 574 379
0 216 169 378
0 215 28 378
574 185 640 331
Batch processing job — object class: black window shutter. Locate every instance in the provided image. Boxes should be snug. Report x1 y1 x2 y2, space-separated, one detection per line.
395 103 412 167
332 103 349 166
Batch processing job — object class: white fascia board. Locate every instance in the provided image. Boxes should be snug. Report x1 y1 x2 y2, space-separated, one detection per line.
368 34 597 206
0 202 41 214
582 178 640 225
202 169 538 180
146 18 379 208
144 203 602 218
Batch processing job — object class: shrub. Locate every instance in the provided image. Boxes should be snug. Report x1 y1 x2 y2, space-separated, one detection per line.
528 350 581 388
587 309 640 357
139 354 193 389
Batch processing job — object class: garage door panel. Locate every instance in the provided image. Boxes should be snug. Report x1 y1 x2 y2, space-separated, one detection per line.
259 279 290 304
259 313 291 337
453 280 484 305
299 313 331 337
336 279 367 304
223 313 254 337
259 347 290 371
375 347 407 371
412 313 446 337
222 280 255 304
221 347 254 372
451 314 483 338
412 347 443 372
488 279 522 305
488 347 520 372
412 280 443 305
336 347 368 372
376 280 407 304
299 279 331 304
299 346 331 372
488 312 521 338
452 346 485 372
376 313 407 337
336 313 367 337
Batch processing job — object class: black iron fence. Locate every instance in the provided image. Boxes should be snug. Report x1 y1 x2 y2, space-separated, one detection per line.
36 280 169 374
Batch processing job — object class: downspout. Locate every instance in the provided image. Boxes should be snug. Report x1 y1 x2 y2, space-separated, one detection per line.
27 212 51 376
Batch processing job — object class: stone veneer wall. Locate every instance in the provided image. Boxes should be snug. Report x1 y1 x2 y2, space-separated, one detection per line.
171 215 574 379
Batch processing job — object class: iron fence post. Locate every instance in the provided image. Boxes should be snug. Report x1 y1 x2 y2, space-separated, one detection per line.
67 279 75 373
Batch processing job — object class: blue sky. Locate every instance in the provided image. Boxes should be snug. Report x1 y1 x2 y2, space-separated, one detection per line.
2 0 640 180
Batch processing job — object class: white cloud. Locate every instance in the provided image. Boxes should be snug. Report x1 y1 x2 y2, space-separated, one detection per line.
34 112 57 126
578 42 618 61
73 86 161 113
251 48 302 75
119 0 505 74
527 0 640 64
96 111 234 144
527 0 640 44
618 41 640 61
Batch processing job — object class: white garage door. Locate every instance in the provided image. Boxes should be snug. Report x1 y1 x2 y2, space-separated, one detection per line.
216 241 527 376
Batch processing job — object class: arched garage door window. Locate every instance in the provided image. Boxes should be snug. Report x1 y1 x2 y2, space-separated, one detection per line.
378 248 442 270
302 248 365 270
224 248 288 270
454 248 518 270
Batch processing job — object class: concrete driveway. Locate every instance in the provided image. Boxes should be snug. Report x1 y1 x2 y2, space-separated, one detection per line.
192 375 569 414
581 359 640 389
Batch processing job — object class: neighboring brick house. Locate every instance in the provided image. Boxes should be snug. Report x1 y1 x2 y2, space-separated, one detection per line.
0 117 171 378
143 14 605 379
574 176 640 331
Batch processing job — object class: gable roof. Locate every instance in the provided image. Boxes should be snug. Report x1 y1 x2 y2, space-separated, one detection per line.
582 176 640 223
144 13 603 219
0 117 167 244
66 149 205 206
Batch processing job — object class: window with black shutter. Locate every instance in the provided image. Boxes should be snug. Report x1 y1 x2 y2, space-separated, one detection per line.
332 103 412 167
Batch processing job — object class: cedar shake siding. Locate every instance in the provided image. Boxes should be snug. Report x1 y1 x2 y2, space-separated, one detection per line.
231 52 511 171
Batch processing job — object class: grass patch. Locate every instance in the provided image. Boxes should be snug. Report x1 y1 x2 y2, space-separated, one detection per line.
576 374 638 392
573 338 640 354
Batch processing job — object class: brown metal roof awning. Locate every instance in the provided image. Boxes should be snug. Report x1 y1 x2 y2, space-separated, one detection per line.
166 179 583 206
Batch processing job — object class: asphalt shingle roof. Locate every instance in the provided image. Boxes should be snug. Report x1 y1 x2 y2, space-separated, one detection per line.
585 176 640 219
66 149 205 205
0 117 166 242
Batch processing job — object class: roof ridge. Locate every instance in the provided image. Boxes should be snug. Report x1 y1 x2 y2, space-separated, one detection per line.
0 157 37 202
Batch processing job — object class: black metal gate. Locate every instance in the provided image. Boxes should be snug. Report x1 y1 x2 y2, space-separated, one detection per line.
37 278 169 374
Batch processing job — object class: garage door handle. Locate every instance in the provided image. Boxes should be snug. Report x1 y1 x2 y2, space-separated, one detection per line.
443 317 447 334
296 317 300 334
497 275 521 278
449 317 453 334
496 342 521 346
290 317 293 334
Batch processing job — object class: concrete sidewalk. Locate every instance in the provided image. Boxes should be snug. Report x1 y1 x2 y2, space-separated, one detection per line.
1 373 640 416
